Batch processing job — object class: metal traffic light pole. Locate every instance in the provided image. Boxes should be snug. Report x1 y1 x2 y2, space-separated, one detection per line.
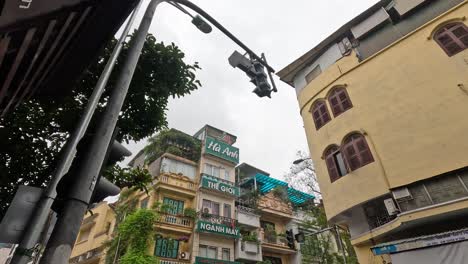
35 0 277 262
9 1 143 263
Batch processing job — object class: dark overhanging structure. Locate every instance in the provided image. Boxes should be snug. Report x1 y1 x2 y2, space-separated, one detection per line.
0 0 139 116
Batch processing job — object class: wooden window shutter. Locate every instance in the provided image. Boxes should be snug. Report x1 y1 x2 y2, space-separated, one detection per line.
325 146 340 182
435 23 468 56
343 134 374 171
311 101 331 130
329 87 353 117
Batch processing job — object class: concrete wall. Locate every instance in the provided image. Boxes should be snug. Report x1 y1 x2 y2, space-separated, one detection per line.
297 1 468 221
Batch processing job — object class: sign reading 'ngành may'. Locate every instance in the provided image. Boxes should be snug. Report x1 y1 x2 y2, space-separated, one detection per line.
205 136 239 164
197 220 240 238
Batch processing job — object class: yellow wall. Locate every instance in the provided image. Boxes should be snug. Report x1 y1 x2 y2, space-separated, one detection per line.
298 2 468 220
71 202 116 259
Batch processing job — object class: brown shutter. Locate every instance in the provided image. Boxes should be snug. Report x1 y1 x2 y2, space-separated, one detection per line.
435 23 468 56
311 101 331 130
343 142 360 171
325 147 340 182
356 137 374 165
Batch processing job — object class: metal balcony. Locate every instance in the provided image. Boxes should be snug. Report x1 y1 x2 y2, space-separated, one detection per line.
236 205 260 229
235 239 262 262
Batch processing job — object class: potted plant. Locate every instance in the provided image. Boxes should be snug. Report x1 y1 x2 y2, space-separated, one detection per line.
242 232 259 253
183 208 197 219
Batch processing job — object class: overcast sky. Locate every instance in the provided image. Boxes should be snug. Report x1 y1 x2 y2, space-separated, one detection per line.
123 0 379 180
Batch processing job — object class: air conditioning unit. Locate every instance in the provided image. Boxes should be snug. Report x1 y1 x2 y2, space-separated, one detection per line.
384 198 399 216
392 187 412 201
180 251 190 260
78 255 85 262
202 207 211 214
86 251 93 259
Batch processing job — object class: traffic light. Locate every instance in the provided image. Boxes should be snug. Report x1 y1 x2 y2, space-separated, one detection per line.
286 229 295 250
53 129 131 213
228 50 272 98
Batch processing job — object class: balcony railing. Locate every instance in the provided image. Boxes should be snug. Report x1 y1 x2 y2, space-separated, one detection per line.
154 174 197 191
159 258 190 264
199 212 237 228
236 206 260 228
261 231 290 248
156 212 193 228
235 239 262 262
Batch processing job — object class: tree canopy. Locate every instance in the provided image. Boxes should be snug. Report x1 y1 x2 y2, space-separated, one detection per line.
0 33 201 218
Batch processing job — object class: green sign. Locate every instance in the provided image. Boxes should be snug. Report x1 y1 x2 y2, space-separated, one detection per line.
205 136 239 164
197 220 240 238
201 174 239 196
195 257 240 264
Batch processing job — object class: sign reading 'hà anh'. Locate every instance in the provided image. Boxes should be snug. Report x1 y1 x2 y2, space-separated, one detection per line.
205 136 239 164
201 174 239 196
197 220 240 238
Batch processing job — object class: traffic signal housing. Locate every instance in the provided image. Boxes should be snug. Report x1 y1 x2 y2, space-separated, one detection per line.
228 50 272 98
286 229 295 250
53 130 131 213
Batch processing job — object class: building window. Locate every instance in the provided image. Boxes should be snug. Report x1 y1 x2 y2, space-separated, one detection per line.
342 133 374 171
435 22 468 56
324 146 347 182
222 248 230 261
202 199 220 215
264 256 283 264
77 227 92 243
223 204 231 218
161 157 196 179
204 163 220 178
140 197 149 209
199 245 217 259
154 237 179 259
305 65 322 84
163 197 184 215
328 86 352 117
310 100 331 130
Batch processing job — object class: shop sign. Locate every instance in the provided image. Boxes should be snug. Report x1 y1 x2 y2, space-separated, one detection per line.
372 228 468 255
197 220 240 238
195 257 240 264
201 174 239 196
205 136 239 164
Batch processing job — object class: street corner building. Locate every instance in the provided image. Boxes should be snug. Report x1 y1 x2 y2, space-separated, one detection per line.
69 125 316 264
278 0 468 263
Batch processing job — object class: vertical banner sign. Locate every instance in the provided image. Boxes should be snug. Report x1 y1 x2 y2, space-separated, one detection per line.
205 136 239 164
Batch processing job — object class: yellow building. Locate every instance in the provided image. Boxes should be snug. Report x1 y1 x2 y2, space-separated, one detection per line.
70 202 116 264
70 126 316 264
278 0 468 263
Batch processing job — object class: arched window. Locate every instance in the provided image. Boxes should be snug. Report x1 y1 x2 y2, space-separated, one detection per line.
310 100 331 130
342 134 374 171
328 87 353 117
324 145 348 183
434 22 468 56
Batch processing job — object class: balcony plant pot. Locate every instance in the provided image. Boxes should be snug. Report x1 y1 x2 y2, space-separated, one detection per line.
243 241 258 253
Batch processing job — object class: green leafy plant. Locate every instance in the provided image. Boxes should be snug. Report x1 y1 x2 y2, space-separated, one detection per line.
271 186 289 201
143 129 201 164
105 209 159 264
183 208 197 219
242 232 259 243
0 32 201 218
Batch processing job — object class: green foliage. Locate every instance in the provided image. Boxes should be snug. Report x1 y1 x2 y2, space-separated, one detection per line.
300 207 358 264
105 209 158 264
143 128 201 164
271 186 289 201
104 166 152 194
242 232 259 243
183 208 197 218
0 32 201 218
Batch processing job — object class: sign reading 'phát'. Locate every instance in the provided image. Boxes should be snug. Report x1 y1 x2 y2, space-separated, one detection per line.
205 136 239 164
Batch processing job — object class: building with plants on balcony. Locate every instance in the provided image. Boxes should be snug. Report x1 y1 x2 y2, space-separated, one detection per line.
236 163 316 264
